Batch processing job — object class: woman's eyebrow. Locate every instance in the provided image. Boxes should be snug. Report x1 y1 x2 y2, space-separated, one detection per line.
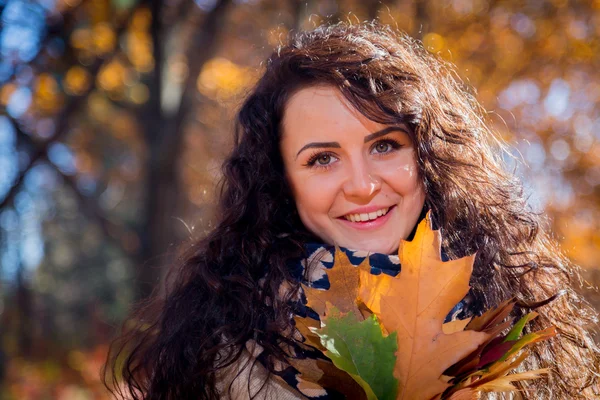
295 126 408 159
363 126 408 142
295 142 341 159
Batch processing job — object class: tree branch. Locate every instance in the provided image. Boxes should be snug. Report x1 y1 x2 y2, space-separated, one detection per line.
47 163 140 257
8 119 139 257
166 0 233 148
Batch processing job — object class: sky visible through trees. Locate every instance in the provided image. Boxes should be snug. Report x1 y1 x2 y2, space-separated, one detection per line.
1 0 600 398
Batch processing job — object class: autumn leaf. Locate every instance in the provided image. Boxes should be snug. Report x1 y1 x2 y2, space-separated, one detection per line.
468 312 540 370
442 318 472 334
312 303 398 400
444 300 516 378
503 312 539 344
465 299 516 332
287 355 368 400
293 315 324 350
451 350 550 395
444 322 556 397
296 247 367 350
476 369 550 392
303 248 365 318
500 326 557 363
358 215 489 400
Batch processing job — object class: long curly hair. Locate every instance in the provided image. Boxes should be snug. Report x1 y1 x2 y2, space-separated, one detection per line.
104 22 600 399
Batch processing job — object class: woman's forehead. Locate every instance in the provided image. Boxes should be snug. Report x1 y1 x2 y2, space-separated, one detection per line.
281 86 386 140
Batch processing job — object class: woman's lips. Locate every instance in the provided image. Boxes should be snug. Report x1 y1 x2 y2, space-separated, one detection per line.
337 205 396 230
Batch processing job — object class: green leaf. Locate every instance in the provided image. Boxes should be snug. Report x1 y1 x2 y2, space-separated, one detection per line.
499 326 557 363
503 312 538 343
312 304 398 400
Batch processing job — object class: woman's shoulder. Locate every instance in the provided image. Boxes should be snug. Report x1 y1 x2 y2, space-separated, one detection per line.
215 341 308 400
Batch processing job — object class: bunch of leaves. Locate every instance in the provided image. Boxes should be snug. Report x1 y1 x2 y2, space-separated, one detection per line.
291 214 556 400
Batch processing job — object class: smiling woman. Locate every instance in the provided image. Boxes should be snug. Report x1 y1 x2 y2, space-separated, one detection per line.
104 22 600 400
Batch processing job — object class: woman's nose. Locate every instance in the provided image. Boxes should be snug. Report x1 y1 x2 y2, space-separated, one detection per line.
342 160 382 201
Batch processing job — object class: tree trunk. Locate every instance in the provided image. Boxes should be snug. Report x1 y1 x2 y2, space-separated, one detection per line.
136 0 233 301
15 266 32 357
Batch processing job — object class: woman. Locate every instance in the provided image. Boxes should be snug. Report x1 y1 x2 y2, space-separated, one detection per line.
105 22 600 399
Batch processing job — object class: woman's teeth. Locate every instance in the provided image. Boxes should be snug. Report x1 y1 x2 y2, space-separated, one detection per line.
343 207 390 222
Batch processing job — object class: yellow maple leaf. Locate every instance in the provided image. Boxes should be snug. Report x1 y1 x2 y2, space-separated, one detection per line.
358 215 490 400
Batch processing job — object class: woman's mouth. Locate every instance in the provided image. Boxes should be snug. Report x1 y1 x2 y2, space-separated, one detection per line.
342 206 391 222
338 205 396 230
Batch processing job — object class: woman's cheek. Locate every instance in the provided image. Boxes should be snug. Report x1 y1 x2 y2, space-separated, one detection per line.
291 173 325 216
303 173 340 212
382 155 421 192
380 169 418 193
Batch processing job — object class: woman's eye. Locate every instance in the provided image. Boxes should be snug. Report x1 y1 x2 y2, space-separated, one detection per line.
374 142 391 153
316 154 332 165
371 138 402 155
305 152 337 168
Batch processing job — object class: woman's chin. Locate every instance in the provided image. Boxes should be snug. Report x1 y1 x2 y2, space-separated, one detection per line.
338 240 399 255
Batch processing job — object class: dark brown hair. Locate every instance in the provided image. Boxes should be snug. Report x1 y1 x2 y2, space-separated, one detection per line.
104 22 600 399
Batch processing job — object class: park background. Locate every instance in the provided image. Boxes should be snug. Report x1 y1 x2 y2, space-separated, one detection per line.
1 0 600 398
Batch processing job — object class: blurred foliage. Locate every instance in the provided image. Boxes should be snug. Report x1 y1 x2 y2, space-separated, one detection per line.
1 0 600 398
1 345 111 400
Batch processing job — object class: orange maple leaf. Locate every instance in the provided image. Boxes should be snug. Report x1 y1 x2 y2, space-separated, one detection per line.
303 248 366 318
358 215 490 400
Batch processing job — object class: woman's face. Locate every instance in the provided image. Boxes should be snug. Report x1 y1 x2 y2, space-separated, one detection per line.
280 86 426 254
